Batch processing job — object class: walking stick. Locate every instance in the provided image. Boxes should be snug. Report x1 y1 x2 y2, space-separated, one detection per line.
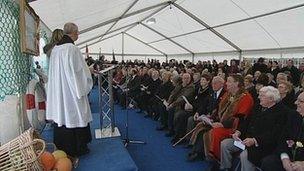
172 127 196 147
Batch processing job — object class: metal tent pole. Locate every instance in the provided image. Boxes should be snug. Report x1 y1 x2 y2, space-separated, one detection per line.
122 32 125 61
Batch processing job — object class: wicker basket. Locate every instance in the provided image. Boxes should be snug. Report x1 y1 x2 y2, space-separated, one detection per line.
0 128 45 171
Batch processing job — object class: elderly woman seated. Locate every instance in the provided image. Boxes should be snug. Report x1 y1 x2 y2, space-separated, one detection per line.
220 86 289 171
278 80 296 109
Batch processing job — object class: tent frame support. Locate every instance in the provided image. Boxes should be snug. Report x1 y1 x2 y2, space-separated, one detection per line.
99 0 139 41
172 2 241 52
82 45 304 58
141 23 194 55
239 51 242 61
122 32 125 61
75 1 304 55
84 52 165 57
166 46 304 57
77 23 136 47
149 3 304 44
191 54 194 63
124 0 178 33
79 1 170 34
77 1 172 47
79 32 122 49
124 32 167 56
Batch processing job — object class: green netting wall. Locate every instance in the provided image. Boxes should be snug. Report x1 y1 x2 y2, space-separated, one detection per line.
0 0 32 100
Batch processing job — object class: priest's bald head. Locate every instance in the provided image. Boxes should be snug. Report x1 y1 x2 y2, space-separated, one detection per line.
63 22 79 41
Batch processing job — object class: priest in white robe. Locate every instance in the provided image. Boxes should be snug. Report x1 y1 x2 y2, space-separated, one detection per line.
46 22 93 159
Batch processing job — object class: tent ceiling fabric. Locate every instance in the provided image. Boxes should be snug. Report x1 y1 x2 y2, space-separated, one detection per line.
79 26 132 49
29 0 304 55
172 31 235 53
127 24 164 43
77 23 112 44
177 0 249 28
110 6 164 32
77 22 137 47
148 5 205 38
215 20 280 50
124 33 163 55
150 39 189 55
231 0 304 17
125 0 166 15
256 8 304 48
88 33 123 54
30 0 135 30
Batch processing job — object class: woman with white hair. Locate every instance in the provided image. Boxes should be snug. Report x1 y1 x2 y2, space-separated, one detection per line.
219 86 289 171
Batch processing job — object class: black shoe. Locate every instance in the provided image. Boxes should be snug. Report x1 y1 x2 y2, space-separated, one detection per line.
153 115 160 121
187 152 202 162
165 131 174 137
156 125 166 131
171 136 179 144
206 160 220 171
78 148 90 156
144 114 151 118
219 169 232 171
67 156 79 169
183 143 193 149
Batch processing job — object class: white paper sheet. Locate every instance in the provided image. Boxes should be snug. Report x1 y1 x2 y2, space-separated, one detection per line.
197 115 213 126
182 95 190 105
234 140 246 150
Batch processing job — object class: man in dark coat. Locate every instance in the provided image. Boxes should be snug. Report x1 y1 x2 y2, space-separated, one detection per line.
187 76 226 161
167 73 195 143
252 57 268 74
261 92 304 171
120 68 141 108
155 71 174 130
137 67 151 112
144 70 162 118
220 86 288 171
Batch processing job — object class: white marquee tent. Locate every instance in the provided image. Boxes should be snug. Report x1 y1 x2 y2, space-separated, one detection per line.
29 0 304 62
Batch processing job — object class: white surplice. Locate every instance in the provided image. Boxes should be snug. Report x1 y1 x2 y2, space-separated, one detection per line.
46 43 93 128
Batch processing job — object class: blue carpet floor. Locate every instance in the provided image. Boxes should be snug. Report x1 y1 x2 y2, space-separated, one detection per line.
42 115 138 171
43 86 209 170
89 87 209 171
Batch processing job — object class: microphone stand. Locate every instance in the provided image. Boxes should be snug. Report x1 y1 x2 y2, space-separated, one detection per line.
122 88 146 147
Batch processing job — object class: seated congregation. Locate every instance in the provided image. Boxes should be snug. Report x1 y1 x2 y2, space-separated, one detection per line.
107 58 304 171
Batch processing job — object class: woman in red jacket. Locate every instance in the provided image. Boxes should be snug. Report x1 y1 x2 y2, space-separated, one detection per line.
206 74 254 160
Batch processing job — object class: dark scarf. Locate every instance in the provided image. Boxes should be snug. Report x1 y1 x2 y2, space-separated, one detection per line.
57 35 74 45
198 85 209 94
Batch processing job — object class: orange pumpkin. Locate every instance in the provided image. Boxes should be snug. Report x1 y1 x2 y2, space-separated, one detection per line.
53 157 72 171
39 151 56 171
